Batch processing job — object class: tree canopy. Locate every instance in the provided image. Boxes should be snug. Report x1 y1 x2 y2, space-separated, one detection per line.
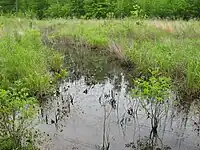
0 0 199 19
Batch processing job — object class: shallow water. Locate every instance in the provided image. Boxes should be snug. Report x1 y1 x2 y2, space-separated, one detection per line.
38 37 200 150
38 73 200 150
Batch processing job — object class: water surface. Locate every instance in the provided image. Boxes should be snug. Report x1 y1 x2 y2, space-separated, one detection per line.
39 38 200 150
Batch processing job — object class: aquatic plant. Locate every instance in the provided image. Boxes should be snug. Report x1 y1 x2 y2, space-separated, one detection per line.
132 69 171 148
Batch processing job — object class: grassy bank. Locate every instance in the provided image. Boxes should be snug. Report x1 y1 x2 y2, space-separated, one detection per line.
0 17 66 149
0 17 67 95
1 17 199 94
44 18 200 96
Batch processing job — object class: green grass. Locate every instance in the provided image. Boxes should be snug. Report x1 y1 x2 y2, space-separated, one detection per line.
0 17 65 96
0 17 68 149
1 16 200 94
44 18 200 93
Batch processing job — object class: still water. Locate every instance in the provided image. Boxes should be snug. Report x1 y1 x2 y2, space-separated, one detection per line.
38 36 200 150
38 72 200 150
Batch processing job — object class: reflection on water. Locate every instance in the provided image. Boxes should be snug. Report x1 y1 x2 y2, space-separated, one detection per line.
39 36 200 149
38 73 200 150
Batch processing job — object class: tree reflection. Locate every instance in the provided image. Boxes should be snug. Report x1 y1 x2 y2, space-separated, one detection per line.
132 69 172 149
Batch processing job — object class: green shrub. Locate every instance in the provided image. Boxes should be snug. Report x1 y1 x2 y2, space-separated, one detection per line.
0 29 58 94
44 3 70 18
136 0 200 19
84 0 112 19
0 81 39 150
132 69 171 140
1 0 200 19
132 69 171 101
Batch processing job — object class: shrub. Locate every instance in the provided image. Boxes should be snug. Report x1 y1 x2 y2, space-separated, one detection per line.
136 0 200 19
84 0 112 19
132 69 171 139
0 29 64 95
0 81 39 150
1 0 200 19
44 3 70 18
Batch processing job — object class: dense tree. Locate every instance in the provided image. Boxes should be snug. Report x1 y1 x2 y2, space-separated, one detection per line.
0 0 199 19
0 0 16 12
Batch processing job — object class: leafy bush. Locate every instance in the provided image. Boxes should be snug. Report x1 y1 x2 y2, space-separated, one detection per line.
0 28 66 96
84 0 112 19
44 3 70 18
132 69 171 140
0 81 39 150
136 0 200 19
133 69 171 101
1 0 200 19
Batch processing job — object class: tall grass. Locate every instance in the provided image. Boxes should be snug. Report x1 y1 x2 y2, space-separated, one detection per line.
0 17 66 149
48 18 200 93
1 17 199 93
0 27 63 95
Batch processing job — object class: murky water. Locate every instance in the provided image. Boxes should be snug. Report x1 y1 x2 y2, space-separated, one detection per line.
38 37 200 150
38 72 200 150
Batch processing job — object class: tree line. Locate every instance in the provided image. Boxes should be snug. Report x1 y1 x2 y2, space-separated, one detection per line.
0 0 200 19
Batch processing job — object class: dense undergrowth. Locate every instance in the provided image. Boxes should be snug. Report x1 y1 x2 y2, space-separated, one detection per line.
0 17 66 149
1 0 200 20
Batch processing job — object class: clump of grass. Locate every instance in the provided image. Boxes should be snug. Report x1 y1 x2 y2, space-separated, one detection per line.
0 28 64 95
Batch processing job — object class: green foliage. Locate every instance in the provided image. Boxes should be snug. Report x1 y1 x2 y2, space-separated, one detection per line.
136 0 200 19
0 0 16 12
0 81 39 150
0 0 199 19
0 28 66 95
44 3 70 18
132 69 171 139
67 0 85 18
0 29 50 93
54 69 68 81
132 69 171 102
50 53 64 72
114 0 138 18
21 0 49 19
130 4 146 19
84 0 112 19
